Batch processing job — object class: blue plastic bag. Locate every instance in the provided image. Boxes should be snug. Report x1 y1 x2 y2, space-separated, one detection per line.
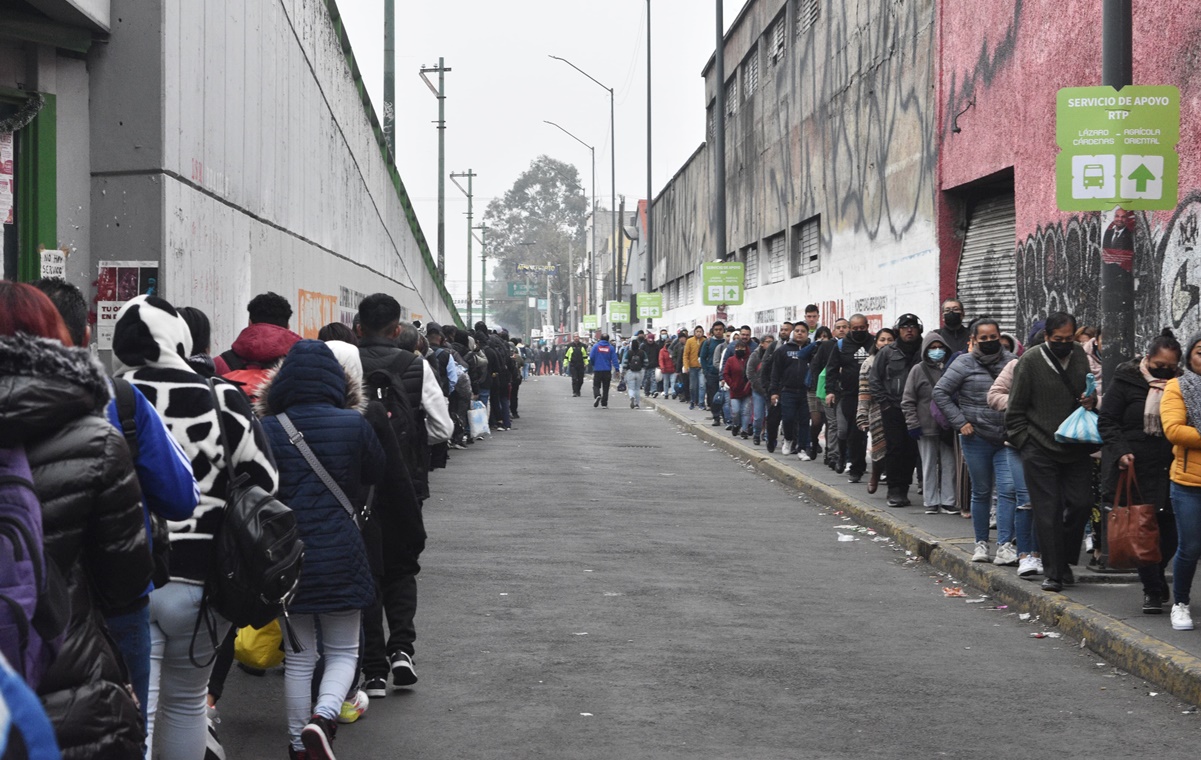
1054 373 1100 444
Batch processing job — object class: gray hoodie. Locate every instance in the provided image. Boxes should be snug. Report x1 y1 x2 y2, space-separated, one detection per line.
901 333 950 434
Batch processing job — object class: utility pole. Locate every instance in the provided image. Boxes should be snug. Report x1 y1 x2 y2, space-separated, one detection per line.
646 0 654 332
473 223 488 324
1100 0 1133 385
420 59 452 276
450 170 477 324
714 0 728 267
383 0 395 155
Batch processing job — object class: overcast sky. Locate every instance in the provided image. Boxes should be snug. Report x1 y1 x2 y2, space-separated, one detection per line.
340 0 744 300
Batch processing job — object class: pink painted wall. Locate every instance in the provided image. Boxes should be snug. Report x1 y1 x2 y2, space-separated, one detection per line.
937 0 1201 342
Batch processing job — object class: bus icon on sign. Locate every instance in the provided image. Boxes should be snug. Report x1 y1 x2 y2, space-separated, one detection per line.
1082 164 1106 189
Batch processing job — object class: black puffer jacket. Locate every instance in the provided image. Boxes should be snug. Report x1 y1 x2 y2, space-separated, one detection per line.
0 333 151 760
1099 359 1176 507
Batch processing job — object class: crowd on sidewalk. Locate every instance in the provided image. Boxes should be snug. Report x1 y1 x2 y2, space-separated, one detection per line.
0 280 528 760
608 304 1201 630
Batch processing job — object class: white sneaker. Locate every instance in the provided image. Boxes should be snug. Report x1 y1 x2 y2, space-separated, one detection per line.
1172 603 1194 631
1017 555 1041 577
993 542 1018 566
781 440 794 456
971 541 990 562
798 450 813 462
1033 556 1044 576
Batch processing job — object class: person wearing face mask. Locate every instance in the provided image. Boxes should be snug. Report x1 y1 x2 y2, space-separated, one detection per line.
1162 331 1201 630
722 338 754 438
1006 311 1098 592
825 315 874 483
747 334 776 446
770 323 820 458
934 319 1027 566
858 329 897 494
870 314 926 507
760 323 794 452
933 299 969 356
903 334 956 515
1099 328 1182 616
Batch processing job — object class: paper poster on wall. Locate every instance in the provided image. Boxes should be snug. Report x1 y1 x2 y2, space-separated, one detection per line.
95 260 160 350
39 249 66 280
0 133 12 225
298 289 338 339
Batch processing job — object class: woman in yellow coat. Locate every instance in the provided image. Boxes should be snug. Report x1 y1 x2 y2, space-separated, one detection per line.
1162 331 1201 631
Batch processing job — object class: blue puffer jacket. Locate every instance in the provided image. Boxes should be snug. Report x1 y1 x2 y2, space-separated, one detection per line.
260 341 385 614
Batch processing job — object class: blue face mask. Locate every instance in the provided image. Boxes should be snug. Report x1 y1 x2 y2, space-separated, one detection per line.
927 348 947 362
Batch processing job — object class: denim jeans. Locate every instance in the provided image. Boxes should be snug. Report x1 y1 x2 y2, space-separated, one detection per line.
1172 483 1201 606
148 582 230 760
105 602 151 726
752 392 768 436
626 370 644 402
689 368 702 407
729 395 753 432
284 610 361 751
997 446 1037 554
961 434 1016 545
780 390 811 450
662 372 676 398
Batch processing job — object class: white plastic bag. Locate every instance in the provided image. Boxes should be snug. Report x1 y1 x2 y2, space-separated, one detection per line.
469 400 491 439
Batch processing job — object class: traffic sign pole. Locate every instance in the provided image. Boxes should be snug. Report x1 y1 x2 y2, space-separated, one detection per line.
1102 0 1133 387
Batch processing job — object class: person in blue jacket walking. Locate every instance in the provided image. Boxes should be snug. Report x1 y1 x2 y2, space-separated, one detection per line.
259 340 385 760
589 334 619 408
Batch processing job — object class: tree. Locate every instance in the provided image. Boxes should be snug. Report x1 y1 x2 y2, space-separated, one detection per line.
482 156 586 335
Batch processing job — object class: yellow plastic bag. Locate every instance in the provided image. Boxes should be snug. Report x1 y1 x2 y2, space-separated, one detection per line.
234 620 284 670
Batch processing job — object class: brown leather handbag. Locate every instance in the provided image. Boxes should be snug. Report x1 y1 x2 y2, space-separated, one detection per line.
1106 468 1162 570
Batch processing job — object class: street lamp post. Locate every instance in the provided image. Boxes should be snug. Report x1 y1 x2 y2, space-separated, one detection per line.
549 55 618 302
543 119 594 330
473 223 488 323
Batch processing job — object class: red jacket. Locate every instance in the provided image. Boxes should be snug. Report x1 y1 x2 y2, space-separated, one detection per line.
722 351 752 399
658 346 676 374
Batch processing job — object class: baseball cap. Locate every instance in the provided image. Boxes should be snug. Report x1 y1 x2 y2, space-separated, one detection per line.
895 313 923 330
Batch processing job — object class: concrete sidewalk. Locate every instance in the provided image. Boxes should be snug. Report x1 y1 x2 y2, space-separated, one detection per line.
646 391 1201 706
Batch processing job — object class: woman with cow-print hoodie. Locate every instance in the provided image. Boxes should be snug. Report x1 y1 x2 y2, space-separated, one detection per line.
112 295 278 760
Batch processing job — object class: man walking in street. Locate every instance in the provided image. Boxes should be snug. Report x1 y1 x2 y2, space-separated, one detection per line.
870 313 925 507
624 333 648 409
589 333 618 408
565 336 589 396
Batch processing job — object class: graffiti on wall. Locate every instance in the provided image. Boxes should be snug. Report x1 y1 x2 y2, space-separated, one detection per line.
297 289 338 339
1016 192 1201 344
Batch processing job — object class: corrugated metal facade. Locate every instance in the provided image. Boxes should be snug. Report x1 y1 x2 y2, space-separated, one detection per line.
956 195 1017 334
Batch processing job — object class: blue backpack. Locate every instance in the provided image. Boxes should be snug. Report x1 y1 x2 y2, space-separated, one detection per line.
0 447 68 690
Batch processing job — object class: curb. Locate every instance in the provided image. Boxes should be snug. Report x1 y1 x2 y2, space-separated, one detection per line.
648 396 1201 706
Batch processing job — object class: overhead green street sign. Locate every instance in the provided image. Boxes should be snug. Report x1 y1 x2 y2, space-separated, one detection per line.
607 300 630 322
701 261 745 306
1056 85 1180 211
583 314 599 330
507 282 531 298
636 292 663 318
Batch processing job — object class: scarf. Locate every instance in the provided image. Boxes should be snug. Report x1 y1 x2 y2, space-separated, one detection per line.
1181 371 1201 437
1139 356 1168 436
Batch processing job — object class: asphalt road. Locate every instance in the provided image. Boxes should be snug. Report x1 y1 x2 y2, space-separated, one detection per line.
218 375 1199 759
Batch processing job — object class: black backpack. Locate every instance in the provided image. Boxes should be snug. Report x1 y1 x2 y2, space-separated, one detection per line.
364 355 427 497
200 380 304 636
627 347 646 372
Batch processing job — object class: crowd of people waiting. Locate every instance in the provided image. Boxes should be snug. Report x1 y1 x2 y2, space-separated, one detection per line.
0 280 526 759
601 303 1201 628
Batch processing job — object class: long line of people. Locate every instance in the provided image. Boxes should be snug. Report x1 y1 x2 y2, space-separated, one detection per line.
622 303 1201 629
0 280 523 760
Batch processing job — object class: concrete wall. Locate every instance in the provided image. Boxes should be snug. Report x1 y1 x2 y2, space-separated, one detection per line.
938 0 1201 344
653 0 940 336
89 0 457 350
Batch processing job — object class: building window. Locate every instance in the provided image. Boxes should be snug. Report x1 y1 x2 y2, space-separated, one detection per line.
791 215 820 276
768 11 787 66
685 272 695 305
797 0 820 37
707 101 715 141
766 233 786 284
724 77 739 120
742 47 759 100
743 244 759 289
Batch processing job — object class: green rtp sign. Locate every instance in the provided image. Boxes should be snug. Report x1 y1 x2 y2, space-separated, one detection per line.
1056 85 1180 211
701 262 745 306
583 314 599 330
607 300 631 323
636 292 663 318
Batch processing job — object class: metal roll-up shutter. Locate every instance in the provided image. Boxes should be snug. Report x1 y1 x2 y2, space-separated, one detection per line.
956 194 1017 334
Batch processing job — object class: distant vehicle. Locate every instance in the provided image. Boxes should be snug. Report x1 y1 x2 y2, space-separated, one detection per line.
1082 164 1106 189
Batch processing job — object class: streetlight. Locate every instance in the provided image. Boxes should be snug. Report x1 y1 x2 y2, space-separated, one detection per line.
548 55 619 302
473 223 488 323
543 119 594 329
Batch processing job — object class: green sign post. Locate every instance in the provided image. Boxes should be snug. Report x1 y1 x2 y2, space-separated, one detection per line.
607 300 630 323
1056 85 1180 211
701 262 745 306
583 314 599 330
507 281 531 298
636 292 663 318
